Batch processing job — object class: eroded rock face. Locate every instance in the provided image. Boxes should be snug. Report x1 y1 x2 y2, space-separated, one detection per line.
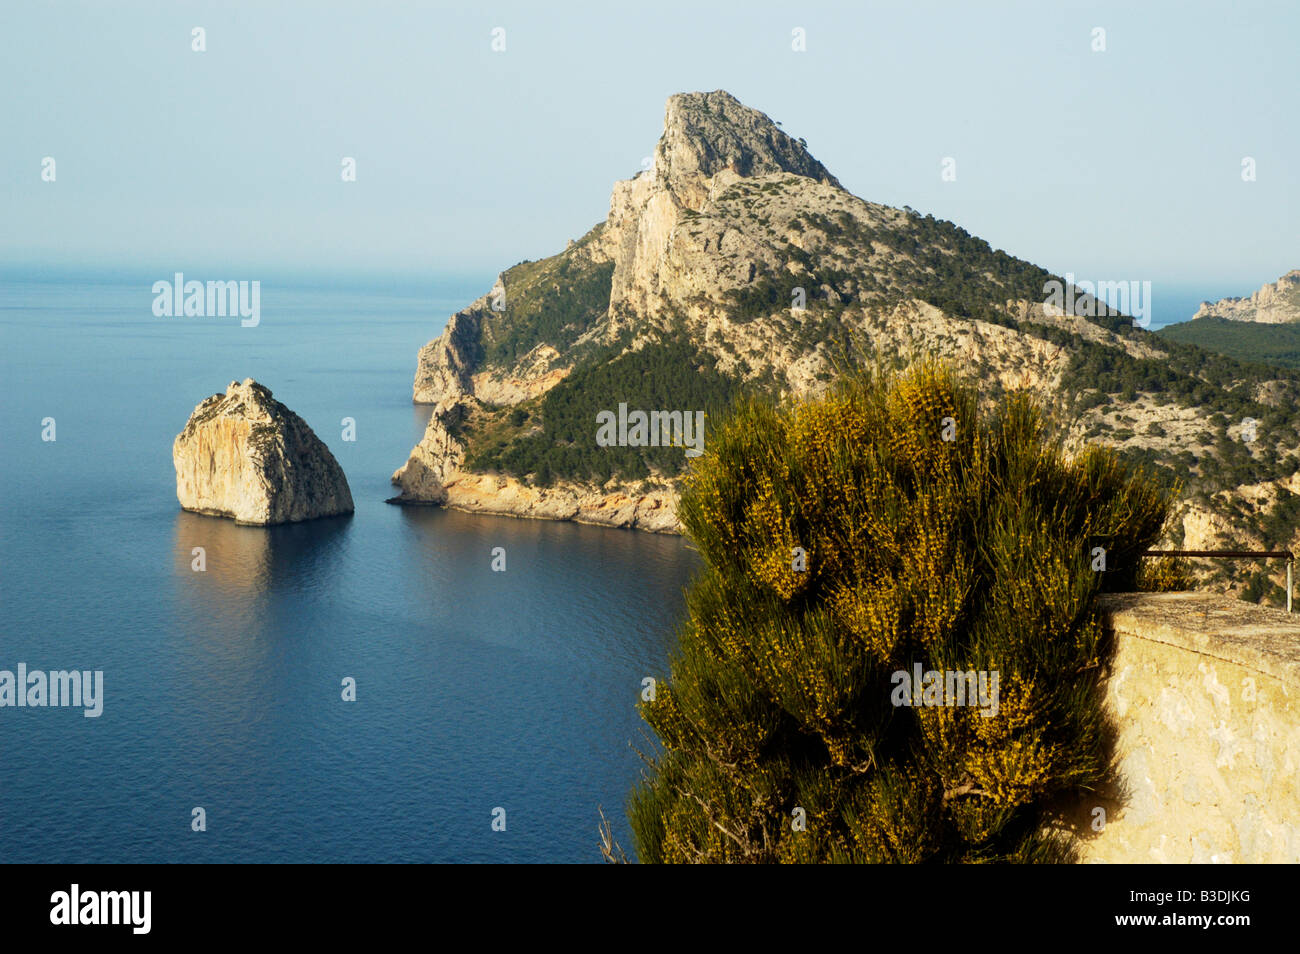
392 91 857 531
1194 269 1300 324
406 91 847 416
390 89 1300 547
403 471 679 532
174 379 353 525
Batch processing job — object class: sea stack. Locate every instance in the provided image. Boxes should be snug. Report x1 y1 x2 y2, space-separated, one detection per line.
174 378 353 525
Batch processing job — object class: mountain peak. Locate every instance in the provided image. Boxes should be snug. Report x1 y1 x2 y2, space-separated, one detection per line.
397 91 1300 564
654 90 842 209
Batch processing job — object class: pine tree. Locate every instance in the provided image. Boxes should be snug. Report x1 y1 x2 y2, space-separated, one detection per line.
629 362 1174 863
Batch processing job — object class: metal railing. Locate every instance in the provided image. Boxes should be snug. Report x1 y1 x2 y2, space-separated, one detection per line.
1141 550 1295 614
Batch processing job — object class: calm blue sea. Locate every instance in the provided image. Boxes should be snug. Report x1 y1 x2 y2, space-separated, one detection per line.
1146 282 1251 331
0 270 698 863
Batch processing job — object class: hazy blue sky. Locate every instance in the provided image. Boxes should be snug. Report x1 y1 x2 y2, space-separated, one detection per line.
3 1 1296 292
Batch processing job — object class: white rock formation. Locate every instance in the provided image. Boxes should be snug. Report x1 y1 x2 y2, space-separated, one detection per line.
174 379 353 525
1193 270 1300 324
389 90 1300 553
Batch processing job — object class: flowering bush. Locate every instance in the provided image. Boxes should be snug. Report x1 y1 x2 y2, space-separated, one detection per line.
630 363 1174 863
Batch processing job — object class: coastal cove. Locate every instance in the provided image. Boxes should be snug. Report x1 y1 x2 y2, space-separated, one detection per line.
0 273 698 863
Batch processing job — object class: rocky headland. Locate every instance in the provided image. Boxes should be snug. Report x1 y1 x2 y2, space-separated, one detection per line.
1193 270 1300 324
387 90 1300 604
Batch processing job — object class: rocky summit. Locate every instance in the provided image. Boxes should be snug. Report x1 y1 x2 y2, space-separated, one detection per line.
390 90 1300 600
175 379 353 525
1193 270 1300 324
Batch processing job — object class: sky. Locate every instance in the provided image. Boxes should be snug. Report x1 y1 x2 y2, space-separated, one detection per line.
3 0 1296 297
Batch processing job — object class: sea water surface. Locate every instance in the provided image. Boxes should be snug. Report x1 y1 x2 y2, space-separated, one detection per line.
0 270 698 863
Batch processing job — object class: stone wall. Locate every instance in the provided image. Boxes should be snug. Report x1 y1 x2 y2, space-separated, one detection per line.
1073 592 1300 863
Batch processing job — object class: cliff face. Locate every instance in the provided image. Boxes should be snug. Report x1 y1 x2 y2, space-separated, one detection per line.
408 91 843 410
391 90 1300 551
390 91 1069 529
175 379 353 525
388 397 680 530
1194 270 1300 324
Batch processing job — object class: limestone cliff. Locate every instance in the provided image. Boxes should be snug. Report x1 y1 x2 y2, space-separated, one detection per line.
391 90 1300 552
175 379 353 525
1193 270 1300 324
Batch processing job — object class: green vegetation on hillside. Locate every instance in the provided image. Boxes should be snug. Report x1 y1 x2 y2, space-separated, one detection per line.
724 201 1143 344
465 334 742 485
479 232 615 366
772 208 1063 328
896 212 1063 325
1018 319 1300 491
1158 317 1300 371
629 363 1173 863
456 187 1300 508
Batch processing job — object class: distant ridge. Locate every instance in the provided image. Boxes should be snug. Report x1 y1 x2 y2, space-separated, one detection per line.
1193 270 1300 325
1160 315 1300 371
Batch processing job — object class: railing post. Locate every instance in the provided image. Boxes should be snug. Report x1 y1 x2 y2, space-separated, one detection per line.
1140 549 1295 613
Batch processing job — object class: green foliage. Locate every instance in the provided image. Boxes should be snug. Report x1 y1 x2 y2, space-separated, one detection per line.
1107 446 1182 494
772 208 1059 329
479 240 615 366
896 213 1059 329
1258 490 1300 549
1021 319 1300 492
465 335 741 484
722 277 787 323
1136 556 1194 591
1160 317 1300 370
455 399 541 472
629 363 1174 863
1057 330 1293 421
461 194 1298 521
